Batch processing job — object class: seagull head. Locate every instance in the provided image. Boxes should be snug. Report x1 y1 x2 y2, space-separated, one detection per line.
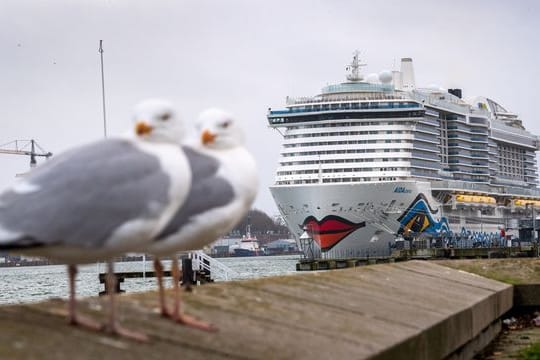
132 99 183 144
197 108 245 149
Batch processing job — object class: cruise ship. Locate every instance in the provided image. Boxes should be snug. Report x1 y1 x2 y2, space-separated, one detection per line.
267 52 540 258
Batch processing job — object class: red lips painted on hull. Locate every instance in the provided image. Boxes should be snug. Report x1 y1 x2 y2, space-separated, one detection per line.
302 215 366 251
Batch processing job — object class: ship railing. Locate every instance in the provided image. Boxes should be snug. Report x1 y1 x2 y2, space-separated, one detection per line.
271 102 420 116
431 180 540 197
301 238 533 261
491 119 536 137
189 251 238 281
313 247 393 260
284 93 407 105
491 129 537 148
411 92 491 117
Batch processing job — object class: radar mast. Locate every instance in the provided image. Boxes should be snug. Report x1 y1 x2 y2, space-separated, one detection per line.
346 50 366 82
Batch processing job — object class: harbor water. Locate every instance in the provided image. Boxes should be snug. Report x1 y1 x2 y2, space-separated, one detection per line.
0 255 300 305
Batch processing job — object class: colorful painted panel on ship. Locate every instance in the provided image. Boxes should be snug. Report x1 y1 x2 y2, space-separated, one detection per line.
301 215 366 251
397 193 449 236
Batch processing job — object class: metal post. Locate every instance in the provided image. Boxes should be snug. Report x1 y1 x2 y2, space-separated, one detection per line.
142 253 146 280
533 205 538 257
480 208 483 233
533 205 536 242
29 139 37 168
182 257 194 288
99 40 107 138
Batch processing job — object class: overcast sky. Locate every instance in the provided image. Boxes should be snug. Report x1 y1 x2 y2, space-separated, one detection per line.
1 0 539 215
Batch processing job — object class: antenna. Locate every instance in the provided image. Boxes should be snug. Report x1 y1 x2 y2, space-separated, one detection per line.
99 40 107 138
346 50 366 82
246 213 252 238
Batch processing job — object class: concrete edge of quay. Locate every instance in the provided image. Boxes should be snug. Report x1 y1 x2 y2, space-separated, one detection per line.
0 260 520 359
372 283 512 360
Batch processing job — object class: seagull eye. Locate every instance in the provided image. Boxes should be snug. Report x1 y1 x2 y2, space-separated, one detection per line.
160 113 171 121
220 120 231 128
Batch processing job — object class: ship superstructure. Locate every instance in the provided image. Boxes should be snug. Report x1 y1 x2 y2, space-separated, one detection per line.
268 52 540 258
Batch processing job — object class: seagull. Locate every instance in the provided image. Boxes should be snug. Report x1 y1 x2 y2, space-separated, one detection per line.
0 99 191 342
147 108 258 330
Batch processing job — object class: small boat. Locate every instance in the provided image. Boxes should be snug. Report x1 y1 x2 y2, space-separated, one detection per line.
230 220 264 257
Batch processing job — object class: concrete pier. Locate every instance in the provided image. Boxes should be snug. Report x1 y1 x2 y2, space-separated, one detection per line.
0 261 512 359
297 246 537 271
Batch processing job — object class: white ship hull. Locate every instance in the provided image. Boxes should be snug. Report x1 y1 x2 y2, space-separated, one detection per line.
271 180 506 257
267 54 540 258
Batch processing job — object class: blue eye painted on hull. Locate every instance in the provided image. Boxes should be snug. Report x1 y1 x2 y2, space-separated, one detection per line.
397 194 449 236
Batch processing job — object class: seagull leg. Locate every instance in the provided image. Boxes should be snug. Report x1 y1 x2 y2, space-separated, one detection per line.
171 255 181 319
153 257 171 317
170 256 218 332
67 264 101 331
104 260 148 342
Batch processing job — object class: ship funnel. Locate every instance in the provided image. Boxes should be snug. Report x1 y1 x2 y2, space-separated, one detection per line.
400 58 416 90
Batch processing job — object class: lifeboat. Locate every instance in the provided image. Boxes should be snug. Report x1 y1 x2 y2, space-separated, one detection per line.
455 194 496 204
514 199 540 207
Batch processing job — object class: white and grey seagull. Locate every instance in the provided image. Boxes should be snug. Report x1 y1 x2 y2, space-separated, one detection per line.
0 99 191 341
147 108 258 331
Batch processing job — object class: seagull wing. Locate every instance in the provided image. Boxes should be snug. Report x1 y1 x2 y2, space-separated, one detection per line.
155 146 235 241
0 139 177 252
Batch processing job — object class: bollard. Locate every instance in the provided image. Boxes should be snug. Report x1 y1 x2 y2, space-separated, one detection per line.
182 257 194 291
98 275 125 296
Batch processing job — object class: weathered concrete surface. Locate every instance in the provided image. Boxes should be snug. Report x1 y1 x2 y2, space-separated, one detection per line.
435 258 540 306
0 261 512 359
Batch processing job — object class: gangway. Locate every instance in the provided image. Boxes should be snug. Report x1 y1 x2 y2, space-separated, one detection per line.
189 251 238 282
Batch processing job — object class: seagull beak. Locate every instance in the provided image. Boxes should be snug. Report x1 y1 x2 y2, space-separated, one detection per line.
201 129 217 145
136 121 153 136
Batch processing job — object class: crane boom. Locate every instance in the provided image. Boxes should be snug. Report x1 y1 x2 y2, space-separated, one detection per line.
0 139 52 168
